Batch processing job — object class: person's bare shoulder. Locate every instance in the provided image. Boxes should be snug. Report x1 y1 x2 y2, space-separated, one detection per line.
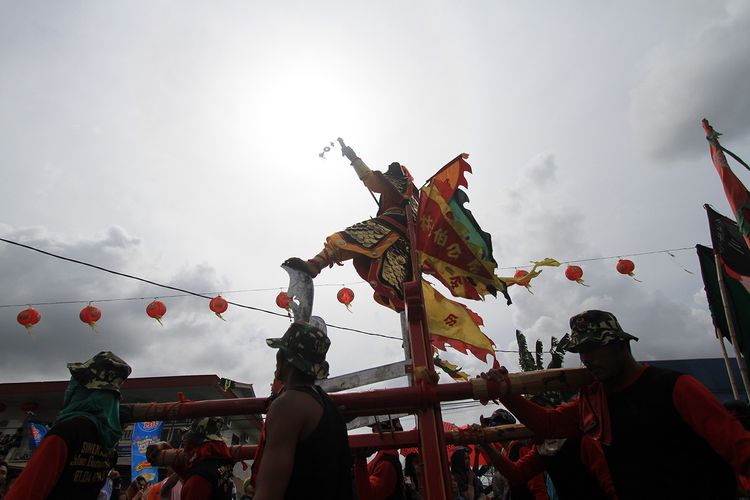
267 389 324 436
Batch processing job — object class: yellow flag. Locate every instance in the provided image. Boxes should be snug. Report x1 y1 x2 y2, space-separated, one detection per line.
423 281 496 364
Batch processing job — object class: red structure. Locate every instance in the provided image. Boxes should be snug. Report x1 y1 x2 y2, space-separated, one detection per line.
118 208 594 498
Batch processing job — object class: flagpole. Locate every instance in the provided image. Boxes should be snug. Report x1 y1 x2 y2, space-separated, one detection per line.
400 311 414 386
714 253 750 400
716 327 741 400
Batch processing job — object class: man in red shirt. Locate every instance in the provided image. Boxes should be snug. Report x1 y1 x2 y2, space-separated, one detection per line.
356 419 405 500
488 310 750 499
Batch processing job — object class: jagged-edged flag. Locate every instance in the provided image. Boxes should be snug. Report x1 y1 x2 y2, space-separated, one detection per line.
703 119 750 248
433 350 469 381
417 154 510 303
422 281 498 366
501 258 561 289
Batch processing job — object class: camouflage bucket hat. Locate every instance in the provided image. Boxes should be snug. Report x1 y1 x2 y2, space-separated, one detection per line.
67 351 132 393
266 322 330 379
566 310 639 353
370 418 403 432
185 416 225 444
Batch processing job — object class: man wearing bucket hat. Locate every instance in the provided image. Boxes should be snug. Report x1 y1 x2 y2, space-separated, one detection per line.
179 417 234 500
485 310 750 499
252 322 354 499
7 351 131 500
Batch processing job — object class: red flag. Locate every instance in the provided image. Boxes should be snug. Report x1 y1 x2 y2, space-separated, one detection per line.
703 119 750 249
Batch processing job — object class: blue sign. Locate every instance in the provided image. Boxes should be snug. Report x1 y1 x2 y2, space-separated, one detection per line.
131 421 162 484
28 422 47 449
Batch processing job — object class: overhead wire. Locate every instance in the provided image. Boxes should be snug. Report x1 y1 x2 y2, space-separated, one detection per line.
0 237 697 347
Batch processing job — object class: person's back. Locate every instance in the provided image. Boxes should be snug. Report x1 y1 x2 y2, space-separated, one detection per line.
282 385 353 499
253 322 354 500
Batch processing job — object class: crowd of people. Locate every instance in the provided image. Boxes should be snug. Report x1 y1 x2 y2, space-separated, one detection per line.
4 309 750 499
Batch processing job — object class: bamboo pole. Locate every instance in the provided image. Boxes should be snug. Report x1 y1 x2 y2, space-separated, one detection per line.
148 424 536 468
714 254 750 400
120 367 593 423
716 327 740 400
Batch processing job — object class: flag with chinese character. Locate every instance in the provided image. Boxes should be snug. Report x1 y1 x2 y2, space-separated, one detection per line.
417 154 510 302
703 119 750 248
422 281 497 366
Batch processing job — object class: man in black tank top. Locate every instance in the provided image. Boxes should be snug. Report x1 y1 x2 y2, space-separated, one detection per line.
491 310 750 499
254 322 354 500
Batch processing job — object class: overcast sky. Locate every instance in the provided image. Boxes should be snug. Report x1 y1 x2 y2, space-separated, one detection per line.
2 0 750 427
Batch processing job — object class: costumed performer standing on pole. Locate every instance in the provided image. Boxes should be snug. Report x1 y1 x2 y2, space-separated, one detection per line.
286 139 417 312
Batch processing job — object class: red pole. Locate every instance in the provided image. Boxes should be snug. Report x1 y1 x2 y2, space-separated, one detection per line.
120 368 592 422
404 204 453 499
149 424 536 467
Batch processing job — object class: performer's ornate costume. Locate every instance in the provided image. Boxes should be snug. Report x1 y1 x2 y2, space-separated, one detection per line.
289 146 417 312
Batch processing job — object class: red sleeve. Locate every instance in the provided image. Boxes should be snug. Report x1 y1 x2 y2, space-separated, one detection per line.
672 374 750 476
500 395 581 437
6 435 68 500
367 456 398 500
526 473 549 500
488 445 545 486
181 475 214 499
579 436 617 498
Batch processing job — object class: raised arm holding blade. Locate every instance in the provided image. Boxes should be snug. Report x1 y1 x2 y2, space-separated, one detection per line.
285 138 417 312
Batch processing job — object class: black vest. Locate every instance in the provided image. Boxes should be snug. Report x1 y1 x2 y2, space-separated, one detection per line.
45 417 118 500
603 366 736 499
283 386 355 500
184 457 235 500
539 437 609 500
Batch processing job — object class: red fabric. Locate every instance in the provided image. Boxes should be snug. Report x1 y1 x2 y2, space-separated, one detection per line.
501 395 581 438
526 472 549 500
703 119 750 248
249 424 267 488
579 436 617 498
362 450 399 500
145 481 163 500
184 440 232 466
672 374 750 476
5 434 68 500
490 444 544 486
181 475 213 499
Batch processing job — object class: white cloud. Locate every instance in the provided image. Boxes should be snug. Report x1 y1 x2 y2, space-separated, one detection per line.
630 1 750 161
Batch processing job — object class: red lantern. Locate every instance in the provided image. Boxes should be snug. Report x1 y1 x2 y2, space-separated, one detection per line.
512 269 534 293
616 259 642 282
80 304 102 331
210 295 229 320
564 265 588 286
146 300 167 325
276 291 292 310
276 291 293 319
17 307 41 334
337 287 355 311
